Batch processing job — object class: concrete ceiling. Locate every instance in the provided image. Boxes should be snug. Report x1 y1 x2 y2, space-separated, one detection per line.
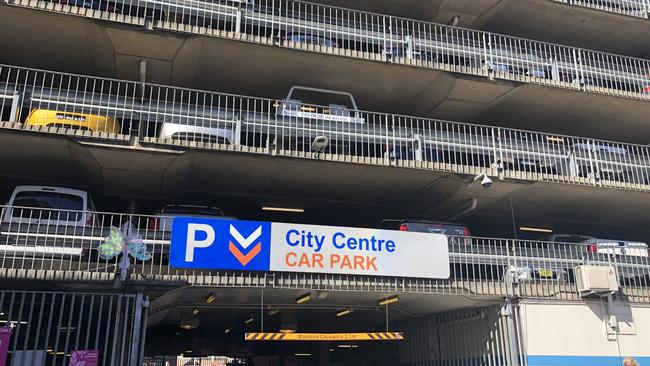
144 287 502 357
0 130 649 241
310 0 650 59
148 287 501 328
1 6 650 144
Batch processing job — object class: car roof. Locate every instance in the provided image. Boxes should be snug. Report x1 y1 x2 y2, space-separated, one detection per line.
13 185 89 196
583 238 648 245
382 219 467 227
160 204 226 211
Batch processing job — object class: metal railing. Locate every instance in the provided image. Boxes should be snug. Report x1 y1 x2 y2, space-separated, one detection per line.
2 64 650 191
558 0 650 18
406 305 525 366
143 356 242 365
7 0 650 101
0 290 146 366
0 205 648 302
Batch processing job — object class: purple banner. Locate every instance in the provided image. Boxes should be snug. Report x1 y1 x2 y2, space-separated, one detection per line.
69 350 99 366
0 327 12 366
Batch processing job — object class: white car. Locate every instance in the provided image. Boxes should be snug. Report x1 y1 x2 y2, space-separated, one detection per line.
503 265 568 283
2 185 96 227
1 185 100 257
581 238 649 258
159 121 234 144
275 86 366 124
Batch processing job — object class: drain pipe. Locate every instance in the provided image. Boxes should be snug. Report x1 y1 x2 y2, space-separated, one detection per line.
502 299 521 366
132 60 148 146
447 198 477 221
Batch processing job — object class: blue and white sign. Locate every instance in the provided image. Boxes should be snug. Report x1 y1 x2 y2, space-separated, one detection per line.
170 218 450 279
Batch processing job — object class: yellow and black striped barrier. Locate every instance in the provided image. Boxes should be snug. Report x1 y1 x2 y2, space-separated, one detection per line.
245 332 404 341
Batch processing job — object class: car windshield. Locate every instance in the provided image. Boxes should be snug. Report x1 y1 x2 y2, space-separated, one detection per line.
552 235 591 244
404 221 467 235
11 192 84 220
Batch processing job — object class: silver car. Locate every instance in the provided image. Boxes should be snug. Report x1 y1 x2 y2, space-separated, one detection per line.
159 121 234 144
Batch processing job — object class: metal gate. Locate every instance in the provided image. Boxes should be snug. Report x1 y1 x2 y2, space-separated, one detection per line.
405 302 526 366
0 290 148 366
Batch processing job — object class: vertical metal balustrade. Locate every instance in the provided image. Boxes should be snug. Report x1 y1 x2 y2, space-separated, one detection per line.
5 0 650 101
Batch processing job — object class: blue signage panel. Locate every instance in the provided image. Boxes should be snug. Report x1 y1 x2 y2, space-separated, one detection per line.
170 217 272 271
170 217 450 279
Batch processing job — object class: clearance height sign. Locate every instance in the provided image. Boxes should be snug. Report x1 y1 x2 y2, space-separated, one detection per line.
169 218 449 279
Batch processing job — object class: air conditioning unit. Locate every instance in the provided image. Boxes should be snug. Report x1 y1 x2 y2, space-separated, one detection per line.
575 266 618 296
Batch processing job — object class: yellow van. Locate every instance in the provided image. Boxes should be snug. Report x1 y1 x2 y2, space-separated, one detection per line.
25 109 121 134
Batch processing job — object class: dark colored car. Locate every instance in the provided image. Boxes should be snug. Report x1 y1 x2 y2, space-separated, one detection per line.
382 46 435 62
381 219 471 245
283 33 339 48
58 0 122 12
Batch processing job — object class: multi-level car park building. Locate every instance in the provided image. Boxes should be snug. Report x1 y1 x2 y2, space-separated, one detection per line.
0 0 649 365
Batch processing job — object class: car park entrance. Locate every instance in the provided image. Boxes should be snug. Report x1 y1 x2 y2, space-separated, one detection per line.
142 287 511 366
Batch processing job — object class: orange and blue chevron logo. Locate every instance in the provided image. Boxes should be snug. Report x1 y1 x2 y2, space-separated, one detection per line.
228 224 263 266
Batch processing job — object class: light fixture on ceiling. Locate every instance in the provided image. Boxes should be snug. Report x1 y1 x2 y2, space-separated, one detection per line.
519 226 553 233
192 308 200 316
296 293 312 304
267 308 280 316
179 320 198 330
336 309 353 317
280 321 298 333
378 295 399 306
262 206 305 213
180 313 199 330
224 328 232 334
295 353 312 357
206 293 216 304
244 317 254 325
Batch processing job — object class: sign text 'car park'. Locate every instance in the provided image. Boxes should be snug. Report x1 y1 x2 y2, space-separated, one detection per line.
170 219 449 279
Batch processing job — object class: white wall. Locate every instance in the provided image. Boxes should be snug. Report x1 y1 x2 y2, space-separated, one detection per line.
520 300 650 360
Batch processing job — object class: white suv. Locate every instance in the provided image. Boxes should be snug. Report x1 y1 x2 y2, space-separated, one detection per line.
2 185 96 227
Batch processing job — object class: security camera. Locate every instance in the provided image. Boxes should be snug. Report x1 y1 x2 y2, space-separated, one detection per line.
480 174 493 188
471 172 493 189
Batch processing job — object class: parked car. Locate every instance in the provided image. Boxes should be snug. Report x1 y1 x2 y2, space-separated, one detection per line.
148 204 235 233
283 33 339 48
381 219 471 246
56 0 122 13
2 185 96 227
159 121 234 144
571 143 629 181
539 234 595 245
24 109 122 134
580 238 649 258
539 233 648 281
382 46 435 62
1 185 101 258
503 265 568 283
383 142 445 163
275 86 365 124
485 46 548 79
